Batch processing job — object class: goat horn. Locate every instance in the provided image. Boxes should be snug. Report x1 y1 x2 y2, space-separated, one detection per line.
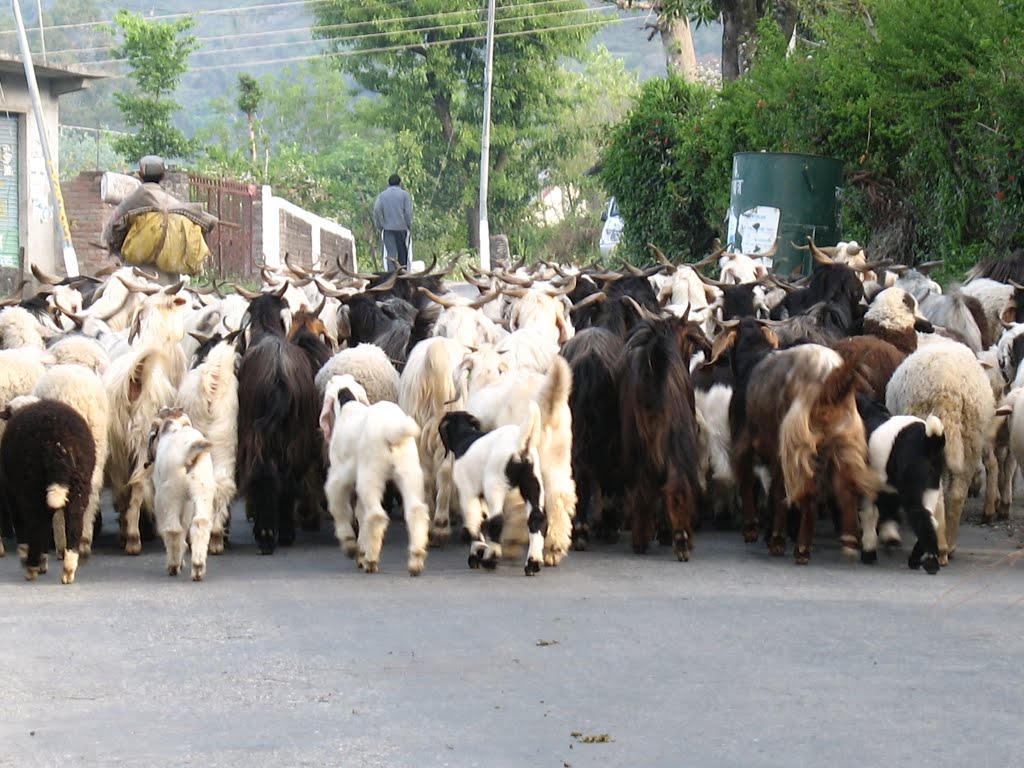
367 272 398 293
915 259 944 274
30 263 63 285
418 286 463 309
230 283 263 300
544 276 578 298
469 289 501 309
648 243 675 270
117 274 160 295
501 287 529 299
272 282 289 299
806 238 834 265
569 291 607 313
494 270 533 288
313 277 348 299
188 331 211 345
462 269 492 289
132 266 160 282
93 264 119 278
622 260 644 277
339 261 378 281
623 295 661 322
397 254 439 279
163 280 185 295
284 252 309 278
695 270 731 289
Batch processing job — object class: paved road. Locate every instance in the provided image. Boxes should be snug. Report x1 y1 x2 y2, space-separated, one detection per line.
1 497 1022 768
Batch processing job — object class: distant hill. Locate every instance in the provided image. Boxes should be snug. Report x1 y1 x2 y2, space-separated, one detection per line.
1 1 722 134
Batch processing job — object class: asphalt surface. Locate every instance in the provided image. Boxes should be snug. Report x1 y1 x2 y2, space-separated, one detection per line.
1 495 1022 768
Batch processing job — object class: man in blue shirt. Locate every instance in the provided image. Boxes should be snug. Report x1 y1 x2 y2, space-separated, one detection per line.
372 174 413 270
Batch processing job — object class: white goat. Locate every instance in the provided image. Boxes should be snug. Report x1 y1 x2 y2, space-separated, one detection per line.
174 338 238 554
140 408 217 581
320 375 429 576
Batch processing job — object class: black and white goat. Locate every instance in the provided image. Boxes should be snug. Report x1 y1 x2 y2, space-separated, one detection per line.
0 397 96 583
438 403 546 575
857 394 946 574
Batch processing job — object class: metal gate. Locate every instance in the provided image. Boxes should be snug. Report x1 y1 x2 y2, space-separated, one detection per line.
189 174 257 280
0 115 19 271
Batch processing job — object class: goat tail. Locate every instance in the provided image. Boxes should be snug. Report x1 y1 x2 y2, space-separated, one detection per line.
536 355 572 424
518 400 543 456
778 395 818 504
385 414 422 449
185 439 214 471
925 413 944 438
46 483 70 511
818 360 861 409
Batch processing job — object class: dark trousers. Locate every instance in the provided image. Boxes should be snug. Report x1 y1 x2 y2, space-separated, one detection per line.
382 229 409 270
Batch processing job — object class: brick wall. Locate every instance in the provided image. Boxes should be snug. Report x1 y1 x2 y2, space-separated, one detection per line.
60 171 115 276
321 229 354 272
280 209 313 268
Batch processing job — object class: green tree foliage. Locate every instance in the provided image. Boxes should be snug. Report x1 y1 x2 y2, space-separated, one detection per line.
311 0 603 257
110 10 199 163
236 73 263 165
602 0 1024 278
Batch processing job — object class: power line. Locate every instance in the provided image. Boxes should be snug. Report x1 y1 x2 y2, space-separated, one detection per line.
87 15 632 79
0 0 590 37
42 0 593 56
48 4 617 67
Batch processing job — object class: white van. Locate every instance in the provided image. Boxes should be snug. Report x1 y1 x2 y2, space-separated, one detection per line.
599 197 624 259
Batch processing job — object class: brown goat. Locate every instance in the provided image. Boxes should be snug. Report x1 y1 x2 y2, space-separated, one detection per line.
833 335 908 403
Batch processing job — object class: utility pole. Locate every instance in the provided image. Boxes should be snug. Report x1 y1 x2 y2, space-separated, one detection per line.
478 0 496 271
11 0 78 277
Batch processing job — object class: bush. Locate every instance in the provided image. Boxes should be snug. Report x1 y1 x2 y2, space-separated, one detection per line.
601 0 1024 281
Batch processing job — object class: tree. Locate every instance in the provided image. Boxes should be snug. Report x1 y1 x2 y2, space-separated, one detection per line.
611 1 699 79
311 0 602 253
110 10 199 162
236 74 263 166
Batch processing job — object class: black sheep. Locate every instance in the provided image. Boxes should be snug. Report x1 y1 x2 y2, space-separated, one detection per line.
0 398 96 583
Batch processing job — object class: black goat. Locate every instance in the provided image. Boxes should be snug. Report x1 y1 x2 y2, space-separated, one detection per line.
236 292 322 554
0 398 96 584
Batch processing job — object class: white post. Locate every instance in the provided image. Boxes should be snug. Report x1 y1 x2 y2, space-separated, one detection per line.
478 0 496 271
12 0 78 276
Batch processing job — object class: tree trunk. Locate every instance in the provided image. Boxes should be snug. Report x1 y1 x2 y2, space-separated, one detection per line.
661 14 697 80
720 0 762 81
466 202 480 250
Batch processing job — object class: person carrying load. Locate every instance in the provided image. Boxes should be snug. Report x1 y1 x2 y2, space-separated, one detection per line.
101 155 218 284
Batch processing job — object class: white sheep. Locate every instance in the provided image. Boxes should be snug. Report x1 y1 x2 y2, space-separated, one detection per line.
315 344 401 404
320 375 429 576
886 339 996 564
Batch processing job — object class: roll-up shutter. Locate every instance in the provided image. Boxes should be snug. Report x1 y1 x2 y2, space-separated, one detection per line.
0 116 18 269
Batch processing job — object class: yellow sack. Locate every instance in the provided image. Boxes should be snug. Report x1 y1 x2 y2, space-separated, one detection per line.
121 211 211 276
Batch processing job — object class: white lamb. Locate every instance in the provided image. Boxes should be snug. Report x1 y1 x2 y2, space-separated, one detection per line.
140 408 217 581
320 375 429 576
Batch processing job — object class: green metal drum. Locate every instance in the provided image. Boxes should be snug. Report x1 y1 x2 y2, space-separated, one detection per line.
727 151 844 276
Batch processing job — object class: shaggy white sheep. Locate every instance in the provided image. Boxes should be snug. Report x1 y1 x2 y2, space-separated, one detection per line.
316 344 401 404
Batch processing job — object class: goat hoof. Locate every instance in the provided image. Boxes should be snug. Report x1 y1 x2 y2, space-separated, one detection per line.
38 554 48 574
467 554 481 569
363 562 379 574
793 547 810 565
481 556 498 571
61 569 76 585
742 525 759 544
167 565 179 576
124 536 142 556
921 555 940 574
428 530 449 549
24 566 40 581
768 536 786 557
524 559 541 576
861 549 878 565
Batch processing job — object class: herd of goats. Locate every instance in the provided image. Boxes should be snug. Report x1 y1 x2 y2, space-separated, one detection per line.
1 237 1023 584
